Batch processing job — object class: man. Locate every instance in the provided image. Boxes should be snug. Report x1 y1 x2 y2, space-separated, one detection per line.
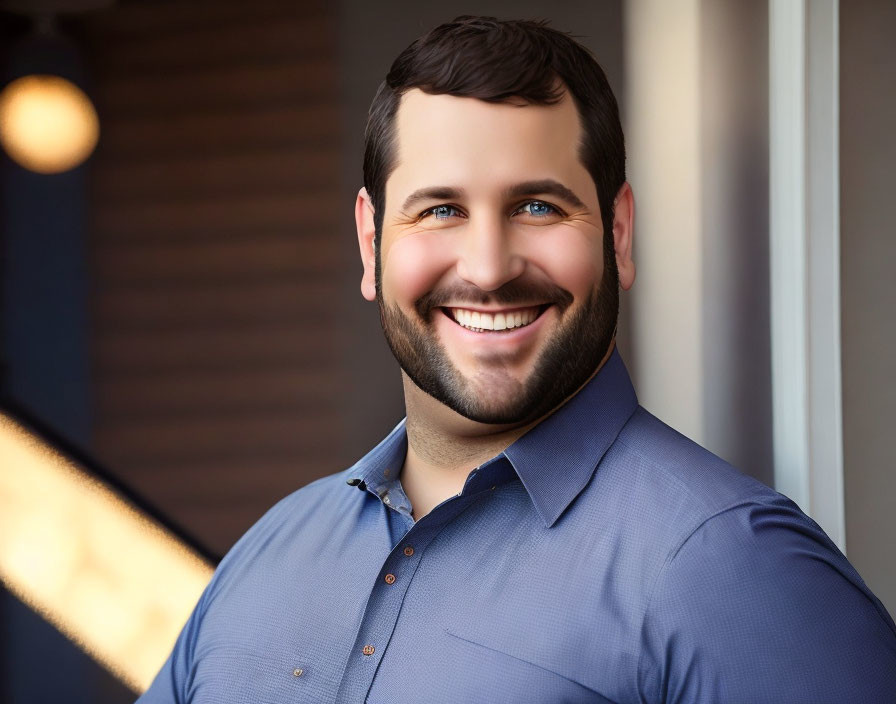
139 16 896 703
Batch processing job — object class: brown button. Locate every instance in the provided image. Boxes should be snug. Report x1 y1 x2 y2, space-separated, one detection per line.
384 573 396 584
362 645 375 656
403 546 414 557
292 668 304 677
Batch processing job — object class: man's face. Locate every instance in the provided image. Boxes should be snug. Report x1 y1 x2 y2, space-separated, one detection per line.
362 89 620 425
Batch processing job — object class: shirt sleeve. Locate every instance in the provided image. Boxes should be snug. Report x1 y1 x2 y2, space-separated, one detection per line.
132 489 304 703
135 581 210 704
637 497 896 703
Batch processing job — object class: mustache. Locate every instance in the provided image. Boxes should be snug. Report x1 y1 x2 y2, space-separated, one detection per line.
414 278 574 319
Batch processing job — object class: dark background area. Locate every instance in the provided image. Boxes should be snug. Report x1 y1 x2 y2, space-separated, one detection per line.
0 2 623 700
70 1 348 557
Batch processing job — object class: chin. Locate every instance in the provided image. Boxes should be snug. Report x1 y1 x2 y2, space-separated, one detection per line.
431 372 545 425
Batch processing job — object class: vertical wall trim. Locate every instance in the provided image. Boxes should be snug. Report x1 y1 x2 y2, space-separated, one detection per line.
770 0 810 518
807 1 845 551
769 0 844 550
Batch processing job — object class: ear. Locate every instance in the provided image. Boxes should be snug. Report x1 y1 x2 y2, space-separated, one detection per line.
611 182 635 290
355 187 377 301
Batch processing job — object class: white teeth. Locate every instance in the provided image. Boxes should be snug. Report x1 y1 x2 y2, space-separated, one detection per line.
449 306 541 332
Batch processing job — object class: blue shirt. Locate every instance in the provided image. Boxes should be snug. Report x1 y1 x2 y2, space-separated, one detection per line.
139 350 896 703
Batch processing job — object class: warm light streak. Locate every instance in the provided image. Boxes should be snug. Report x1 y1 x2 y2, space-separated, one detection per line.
0 413 214 692
0 74 100 173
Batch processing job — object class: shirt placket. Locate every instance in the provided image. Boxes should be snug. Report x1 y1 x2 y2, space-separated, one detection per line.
333 490 485 703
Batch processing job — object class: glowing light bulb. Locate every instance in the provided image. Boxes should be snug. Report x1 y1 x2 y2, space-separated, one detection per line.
0 74 100 174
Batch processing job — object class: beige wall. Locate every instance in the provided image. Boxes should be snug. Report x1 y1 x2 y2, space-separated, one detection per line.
625 0 772 486
841 0 896 615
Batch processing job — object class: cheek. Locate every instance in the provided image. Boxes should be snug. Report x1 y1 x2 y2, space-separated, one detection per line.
381 234 454 305
526 228 604 296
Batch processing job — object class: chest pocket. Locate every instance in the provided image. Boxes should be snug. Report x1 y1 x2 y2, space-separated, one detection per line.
438 621 618 704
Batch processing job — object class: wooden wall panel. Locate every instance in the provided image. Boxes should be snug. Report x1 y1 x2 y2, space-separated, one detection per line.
72 1 343 555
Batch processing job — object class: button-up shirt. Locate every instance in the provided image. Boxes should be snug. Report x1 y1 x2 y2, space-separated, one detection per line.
139 350 896 703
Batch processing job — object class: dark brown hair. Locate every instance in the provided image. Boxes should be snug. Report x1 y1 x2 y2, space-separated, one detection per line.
362 15 626 242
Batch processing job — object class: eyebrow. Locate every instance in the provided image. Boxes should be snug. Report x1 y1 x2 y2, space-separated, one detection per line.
400 179 587 213
401 186 464 213
505 179 587 210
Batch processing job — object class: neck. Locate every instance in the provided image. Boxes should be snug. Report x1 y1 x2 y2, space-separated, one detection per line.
399 342 615 520
400 380 537 520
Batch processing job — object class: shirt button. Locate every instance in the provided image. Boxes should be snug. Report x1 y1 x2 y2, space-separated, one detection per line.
362 645 375 656
403 546 414 556
292 668 304 677
384 573 396 584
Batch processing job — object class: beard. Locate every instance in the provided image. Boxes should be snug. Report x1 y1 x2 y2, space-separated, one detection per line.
376 246 619 425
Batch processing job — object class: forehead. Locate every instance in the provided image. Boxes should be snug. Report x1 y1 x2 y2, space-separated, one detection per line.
386 89 591 207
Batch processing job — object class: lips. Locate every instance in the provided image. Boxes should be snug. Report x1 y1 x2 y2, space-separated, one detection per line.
444 305 546 332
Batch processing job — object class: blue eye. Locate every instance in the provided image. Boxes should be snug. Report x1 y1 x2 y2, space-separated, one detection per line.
426 205 459 220
519 201 558 217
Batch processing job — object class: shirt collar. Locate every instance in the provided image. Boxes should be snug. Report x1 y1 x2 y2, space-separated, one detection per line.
346 417 408 497
502 347 638 527
347 348 638 528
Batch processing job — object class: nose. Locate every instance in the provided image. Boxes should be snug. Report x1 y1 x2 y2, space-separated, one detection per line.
455 217 525 292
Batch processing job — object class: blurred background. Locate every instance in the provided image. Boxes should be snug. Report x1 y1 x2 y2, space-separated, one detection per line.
0 0 892 701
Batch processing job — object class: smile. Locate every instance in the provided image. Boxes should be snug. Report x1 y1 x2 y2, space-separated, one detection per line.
444 305 547 332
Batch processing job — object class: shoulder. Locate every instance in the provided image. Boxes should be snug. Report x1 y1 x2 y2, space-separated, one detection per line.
614 406 777 512
205 468 361 592
637 497 896 702
240 469 355 537
255 469 358 528
612 411 896 702
590 406 784 552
